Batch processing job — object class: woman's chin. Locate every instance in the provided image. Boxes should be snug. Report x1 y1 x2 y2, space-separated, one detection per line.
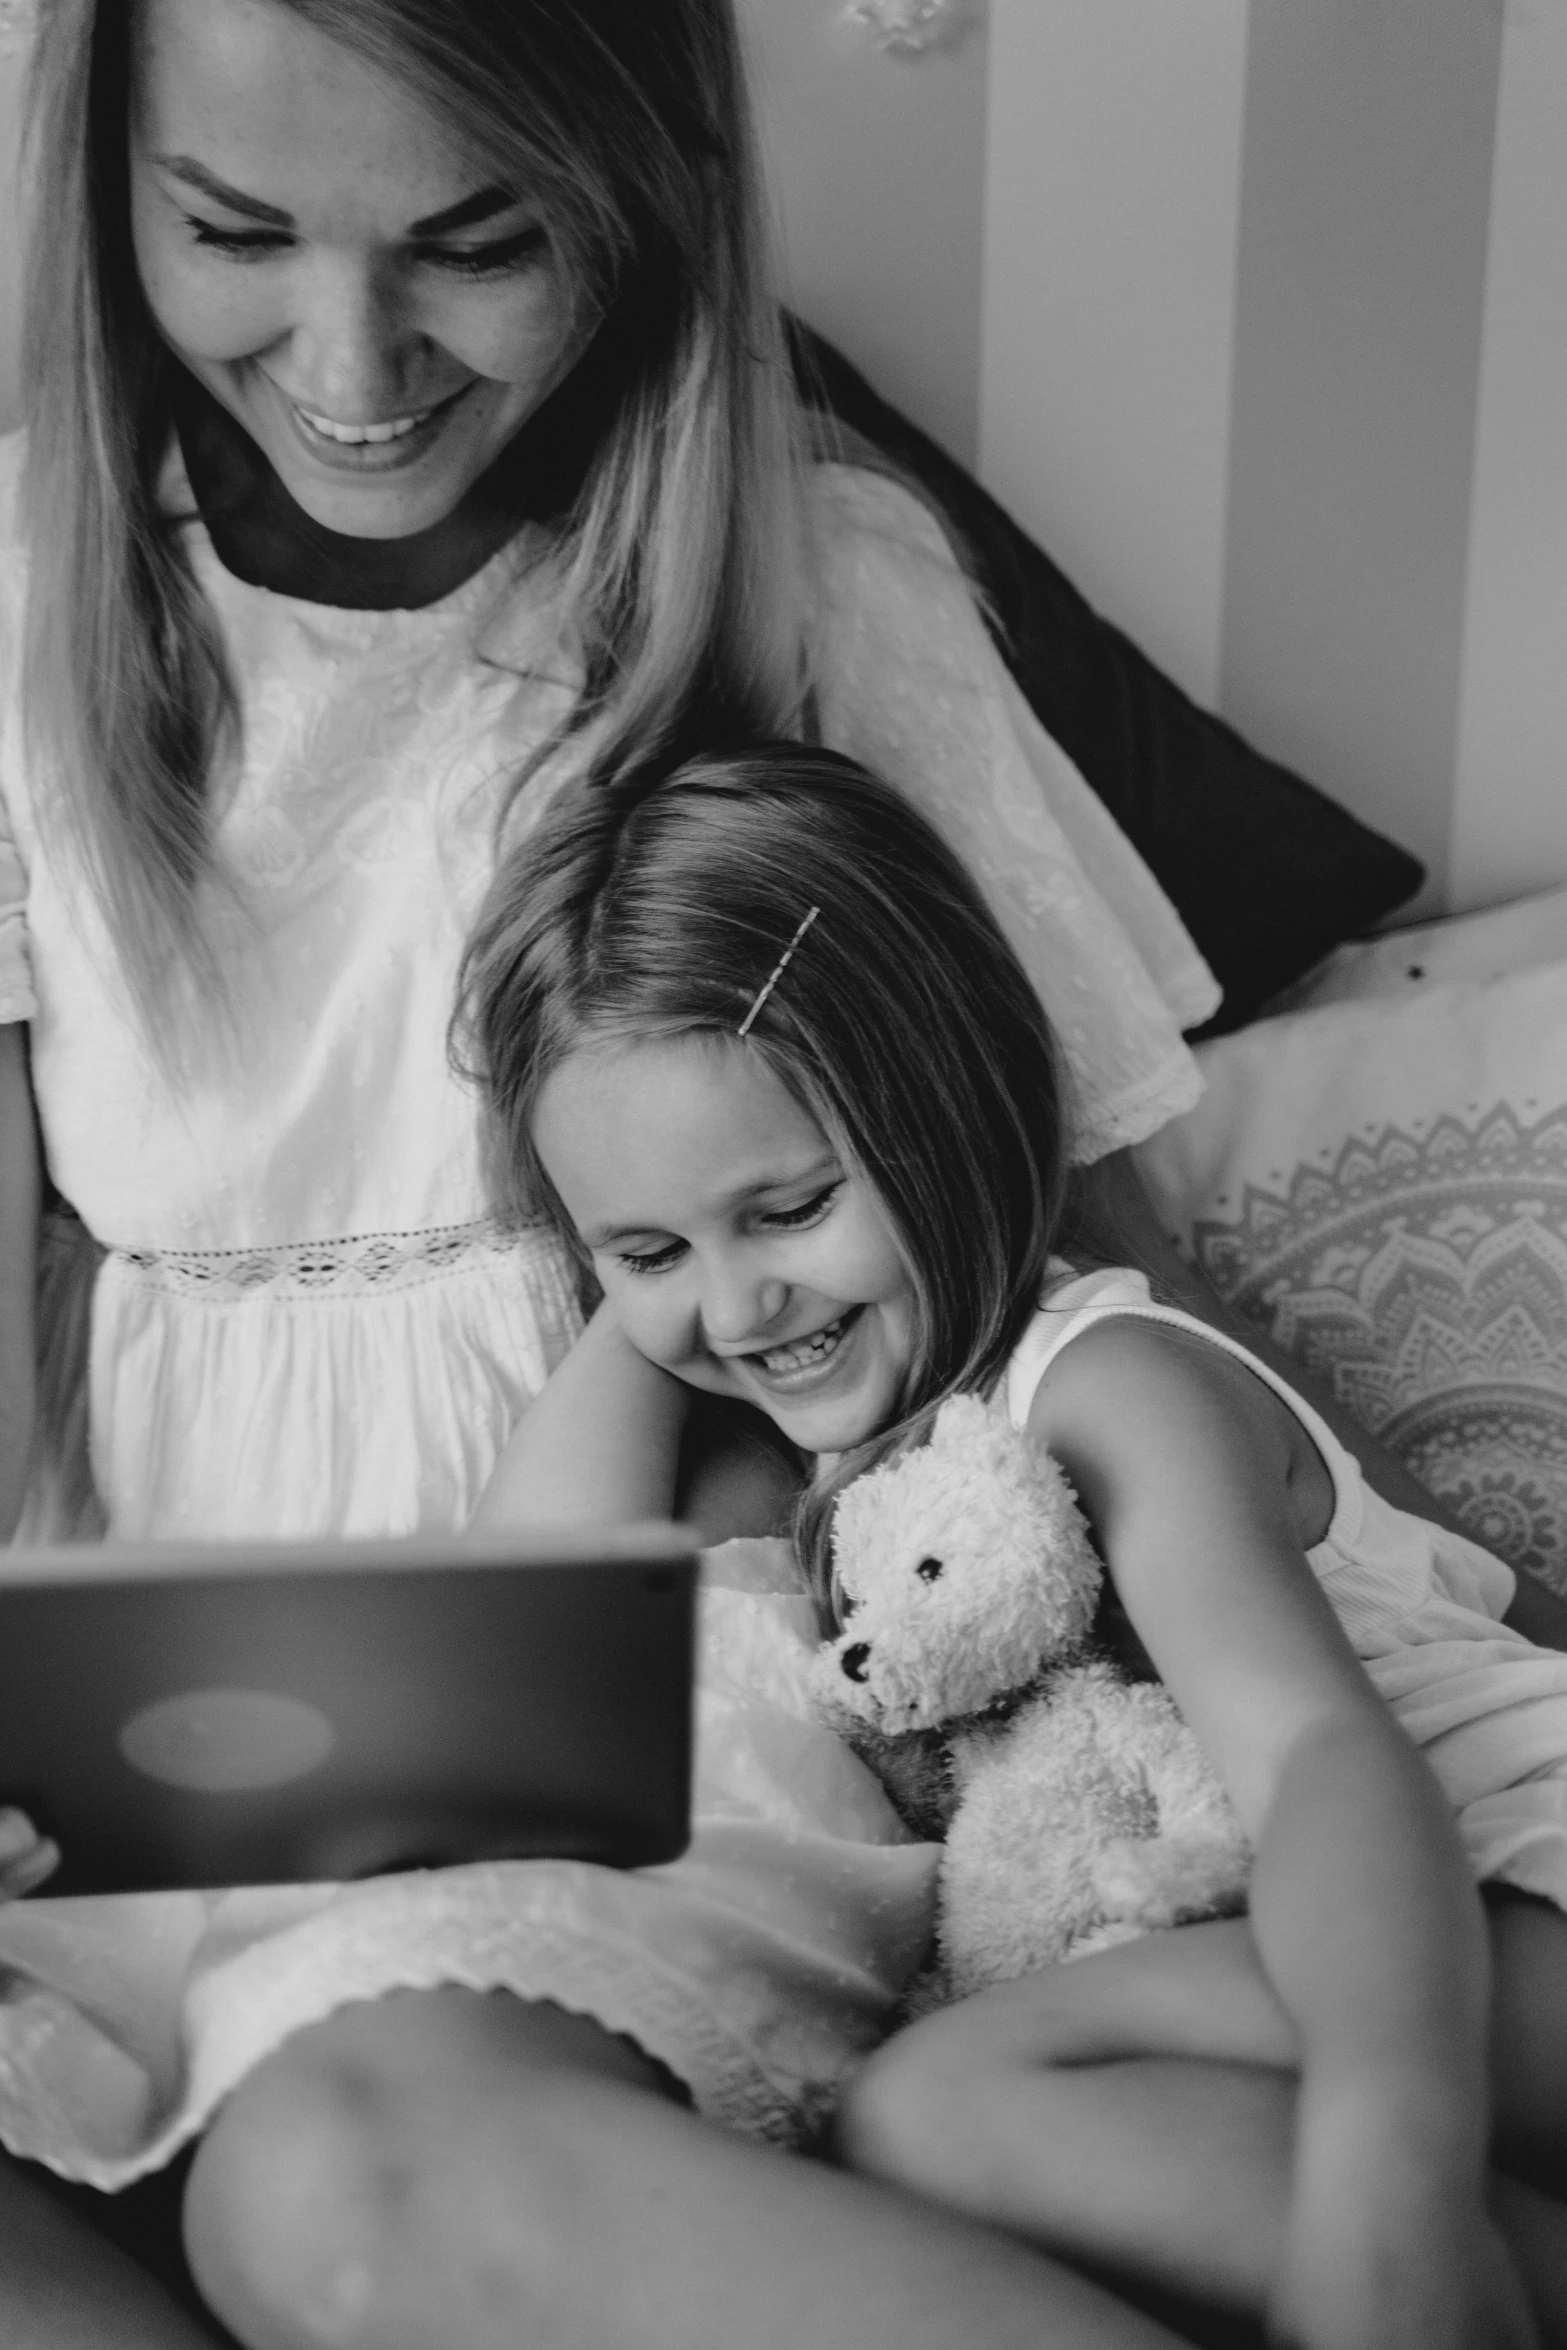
233 376 516 542
264 449 479 541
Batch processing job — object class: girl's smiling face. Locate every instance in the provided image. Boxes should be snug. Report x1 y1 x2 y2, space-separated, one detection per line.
129 0 585 540
533 1035 920 1456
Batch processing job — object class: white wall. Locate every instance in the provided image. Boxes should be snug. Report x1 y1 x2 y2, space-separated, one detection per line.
1450 2 1567 914
735 0 989 467
977 0 1247 710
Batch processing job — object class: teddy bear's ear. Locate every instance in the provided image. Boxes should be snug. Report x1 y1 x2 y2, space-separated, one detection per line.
930 1392 991 1450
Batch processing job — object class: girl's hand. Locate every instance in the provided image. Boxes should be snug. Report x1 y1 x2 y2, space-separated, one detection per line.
0 1807 59 1901
1271 2100 1537 2350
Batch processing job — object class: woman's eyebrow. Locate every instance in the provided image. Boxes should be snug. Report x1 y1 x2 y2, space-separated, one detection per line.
152 160 519 241
407 186 519 238
155 156 292 226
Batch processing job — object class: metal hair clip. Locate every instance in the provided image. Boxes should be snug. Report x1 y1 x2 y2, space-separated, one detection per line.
737 906 821 1037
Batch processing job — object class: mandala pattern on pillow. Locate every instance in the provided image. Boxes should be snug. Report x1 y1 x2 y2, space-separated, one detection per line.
1190 1105 1567 1592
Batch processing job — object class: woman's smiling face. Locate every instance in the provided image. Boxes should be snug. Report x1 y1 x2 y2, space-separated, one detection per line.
129 0 585 539
533 1035 921 1457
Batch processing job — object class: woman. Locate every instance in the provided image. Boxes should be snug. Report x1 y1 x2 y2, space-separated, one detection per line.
0 0 1235 2342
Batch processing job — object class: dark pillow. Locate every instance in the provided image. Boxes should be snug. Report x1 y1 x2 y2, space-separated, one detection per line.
786 319 1424 1037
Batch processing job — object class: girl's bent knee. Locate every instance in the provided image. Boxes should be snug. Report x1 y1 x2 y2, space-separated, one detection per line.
183 1991 664 2349
183 2037 407 2349
838 2016 1002 2201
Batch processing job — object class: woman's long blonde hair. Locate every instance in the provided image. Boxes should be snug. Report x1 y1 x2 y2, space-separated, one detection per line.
21 0 808 1031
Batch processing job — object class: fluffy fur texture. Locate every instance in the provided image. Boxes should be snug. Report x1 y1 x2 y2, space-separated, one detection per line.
811 1393 1251 2000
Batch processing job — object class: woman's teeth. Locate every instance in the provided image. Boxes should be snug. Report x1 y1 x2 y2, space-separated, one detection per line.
755 1315 849 1376
293 403 435 445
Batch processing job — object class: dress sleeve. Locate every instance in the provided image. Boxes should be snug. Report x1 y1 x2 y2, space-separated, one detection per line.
0 440 37 1026
807 465 1218 1161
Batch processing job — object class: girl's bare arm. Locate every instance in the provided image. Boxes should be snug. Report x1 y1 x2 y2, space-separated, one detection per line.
1083 1146 1567 1646
471 1299 690 1531
1029 1321 1519 2350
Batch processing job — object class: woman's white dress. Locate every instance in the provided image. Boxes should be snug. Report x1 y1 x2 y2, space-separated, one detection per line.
0 431 1218 2184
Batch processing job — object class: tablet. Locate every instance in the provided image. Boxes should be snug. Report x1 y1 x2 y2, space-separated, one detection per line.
0 1525 698 1895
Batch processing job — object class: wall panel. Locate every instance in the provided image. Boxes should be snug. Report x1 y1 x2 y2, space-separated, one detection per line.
977 0 1248 708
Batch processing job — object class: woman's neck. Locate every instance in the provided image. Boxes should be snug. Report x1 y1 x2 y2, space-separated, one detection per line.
172 342 619 610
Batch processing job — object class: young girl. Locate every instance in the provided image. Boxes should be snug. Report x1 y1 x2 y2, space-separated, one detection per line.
466 741 1567 2350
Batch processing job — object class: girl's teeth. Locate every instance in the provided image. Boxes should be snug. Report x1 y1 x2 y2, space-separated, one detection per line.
295 404 432 445
759 1316 846 1376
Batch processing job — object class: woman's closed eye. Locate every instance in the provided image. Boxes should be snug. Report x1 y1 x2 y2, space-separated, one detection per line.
182 215 291 261
180 216 550 280
414 226 551 280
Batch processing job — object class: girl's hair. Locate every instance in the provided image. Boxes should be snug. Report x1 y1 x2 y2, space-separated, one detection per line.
457 743 1075 1625
21 0 806 1030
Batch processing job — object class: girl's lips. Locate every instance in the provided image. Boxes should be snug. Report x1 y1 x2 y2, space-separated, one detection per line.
740 1307 864 1396
267 377 477 474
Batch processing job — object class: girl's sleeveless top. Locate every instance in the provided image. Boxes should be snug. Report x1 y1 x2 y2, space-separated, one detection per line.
0 434 1217 1540
1008 1266 1567 1911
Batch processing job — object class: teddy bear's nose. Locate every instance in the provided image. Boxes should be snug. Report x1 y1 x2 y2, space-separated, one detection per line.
840 1642 871 1683
916 1555 944 1582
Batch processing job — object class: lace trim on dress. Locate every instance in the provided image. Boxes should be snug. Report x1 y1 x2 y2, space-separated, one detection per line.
109 1217 562 1304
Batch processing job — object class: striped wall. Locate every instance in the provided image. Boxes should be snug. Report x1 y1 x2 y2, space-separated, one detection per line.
3 1 1566 915
753 0 1567 919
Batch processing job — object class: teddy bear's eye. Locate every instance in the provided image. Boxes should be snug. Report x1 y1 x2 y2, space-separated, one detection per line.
840 1642 871 1683
916 1555 944 1583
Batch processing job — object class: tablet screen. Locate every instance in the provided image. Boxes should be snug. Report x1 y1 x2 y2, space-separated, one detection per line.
0 1527 697 1893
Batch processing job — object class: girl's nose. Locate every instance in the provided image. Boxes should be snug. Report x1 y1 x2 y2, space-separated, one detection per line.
700 1266 789 1350
287 259 430 419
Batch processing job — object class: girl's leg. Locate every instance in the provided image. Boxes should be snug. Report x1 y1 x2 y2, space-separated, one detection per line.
840 1907 1567 2339
841 1918 1297 2321
181 1985 1187 2350
0 2146 228 2347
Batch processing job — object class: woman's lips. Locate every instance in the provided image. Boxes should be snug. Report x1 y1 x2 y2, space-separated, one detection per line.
268 377 477 474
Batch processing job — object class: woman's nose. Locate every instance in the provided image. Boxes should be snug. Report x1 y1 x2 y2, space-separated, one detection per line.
700 1264 788 1349
287 259 429 419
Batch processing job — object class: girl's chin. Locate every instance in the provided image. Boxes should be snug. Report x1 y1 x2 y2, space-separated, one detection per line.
761 1383 900 1458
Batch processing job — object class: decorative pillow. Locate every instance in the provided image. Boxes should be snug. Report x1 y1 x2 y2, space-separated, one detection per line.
788 320 1425 1035
1133 906 1567 1591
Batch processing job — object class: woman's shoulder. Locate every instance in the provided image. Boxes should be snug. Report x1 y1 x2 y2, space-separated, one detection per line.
803 457 991 691
805 458 970 583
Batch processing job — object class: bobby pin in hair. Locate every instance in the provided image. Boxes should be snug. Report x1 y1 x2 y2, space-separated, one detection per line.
737 905 821 1037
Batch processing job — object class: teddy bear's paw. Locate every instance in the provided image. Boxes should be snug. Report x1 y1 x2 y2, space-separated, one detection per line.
1090 1828 1251 1930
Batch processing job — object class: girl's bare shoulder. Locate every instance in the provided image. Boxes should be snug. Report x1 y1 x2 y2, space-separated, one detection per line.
1026 1307 1324 1534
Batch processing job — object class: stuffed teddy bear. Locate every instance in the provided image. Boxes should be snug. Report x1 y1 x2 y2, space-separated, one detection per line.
809 1392 1252 2002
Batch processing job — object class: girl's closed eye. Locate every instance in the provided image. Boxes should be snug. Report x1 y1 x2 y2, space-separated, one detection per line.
760 1180 842 1232
616 1238 687 1278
